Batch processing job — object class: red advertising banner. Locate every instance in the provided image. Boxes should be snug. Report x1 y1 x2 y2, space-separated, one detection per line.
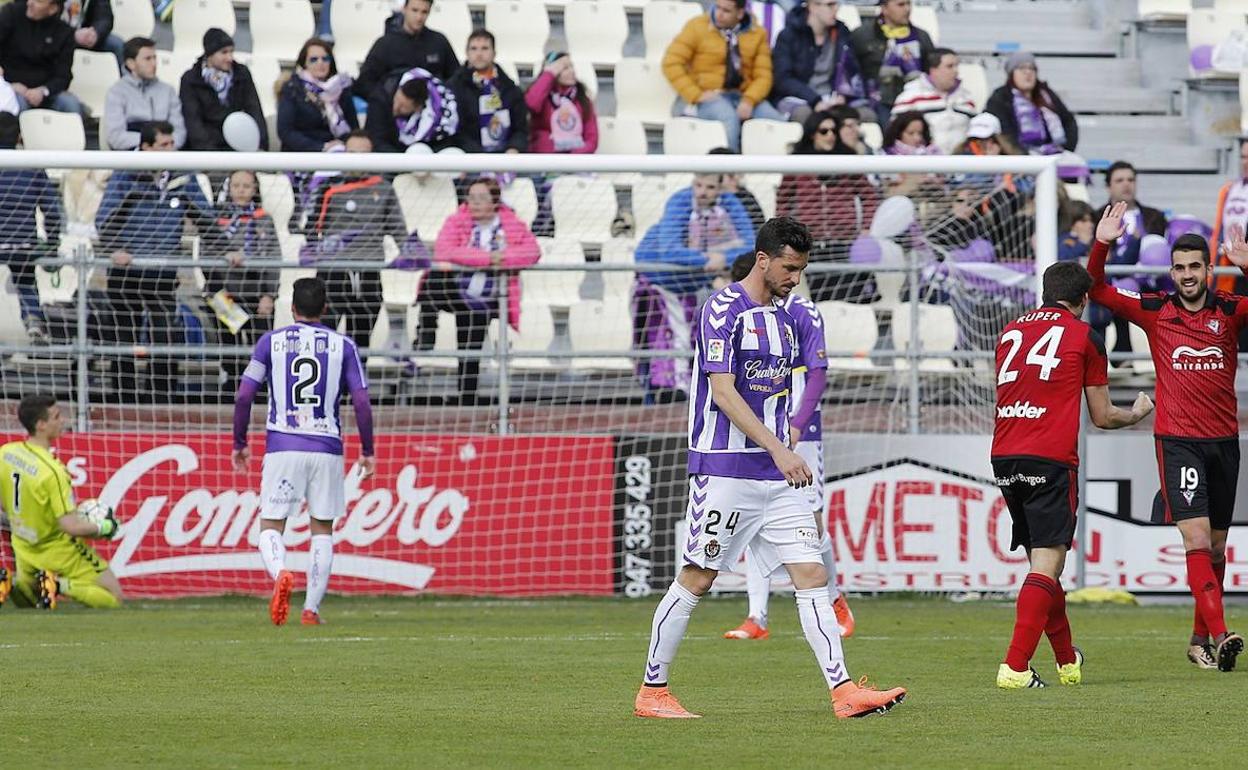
20 433 616 598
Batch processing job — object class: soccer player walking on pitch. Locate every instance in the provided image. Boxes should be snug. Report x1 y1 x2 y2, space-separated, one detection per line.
233 277 376 626
721 253 856 641
634 217 906 720
1090 201 1247 672
993 261 1154 688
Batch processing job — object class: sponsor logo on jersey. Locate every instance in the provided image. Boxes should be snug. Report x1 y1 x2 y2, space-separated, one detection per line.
996 400 1048 419
995 473 1048 487
1116 287 1141 299
1171 345 1225 371
704 539 721 559
707 339 725 363
1208 319 1223 334
743 359 792 383
795 527 819 550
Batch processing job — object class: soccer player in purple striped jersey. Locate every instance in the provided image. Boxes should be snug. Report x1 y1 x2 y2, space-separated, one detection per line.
232 277 376 627
721 254 856 643
634 217 906 721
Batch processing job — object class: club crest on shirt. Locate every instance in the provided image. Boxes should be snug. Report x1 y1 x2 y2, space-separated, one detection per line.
1208 319 1222 334
1182 490 1196 506
707 339 725 362
703 539 721 559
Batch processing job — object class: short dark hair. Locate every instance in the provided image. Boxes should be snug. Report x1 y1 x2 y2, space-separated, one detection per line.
0 112 19 149
467 28 495 49
1041 261 1092 306
730 251 756 282
728 0 746 8
344 128 371 146
708 146 734 156
925 47 956 72
466 176 501 206
399 77 429 104
1061 199 1094 232
123 36 156 63
140 121 175 147
18 394 57 435
1172 233 1211 264
1105 160 1136 184
295 38 338 76
756 217 812 258
292 277 328 319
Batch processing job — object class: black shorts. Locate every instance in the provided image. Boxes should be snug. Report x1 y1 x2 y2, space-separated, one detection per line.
992 458 1077 551
1153 437 1239 530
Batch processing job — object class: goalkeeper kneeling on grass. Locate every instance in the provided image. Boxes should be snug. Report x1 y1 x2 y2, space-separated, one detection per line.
0 394 122 609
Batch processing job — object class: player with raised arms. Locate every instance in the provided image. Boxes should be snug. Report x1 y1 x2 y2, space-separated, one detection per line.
1091 201 1247 671
0 394 123 609
721 253 855 641
634 217 906 720
233 276 376 626
992 261 1154 688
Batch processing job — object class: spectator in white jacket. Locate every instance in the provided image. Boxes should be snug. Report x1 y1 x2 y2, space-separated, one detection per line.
889 47 976 155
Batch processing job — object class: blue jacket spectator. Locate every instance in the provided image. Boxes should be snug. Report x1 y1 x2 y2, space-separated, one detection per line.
97 168 220 282
635 178 754 294
0 113 59 337
770 3 870 124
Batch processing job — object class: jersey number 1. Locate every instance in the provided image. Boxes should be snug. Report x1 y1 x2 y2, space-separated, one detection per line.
998 326 1065 385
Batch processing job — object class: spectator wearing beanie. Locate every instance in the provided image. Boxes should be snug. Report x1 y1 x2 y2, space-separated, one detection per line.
890 47 977 154
850 0 933 124
0 0 84 114
985 51 1077 156
769 0 872 126
525 52 597 153
181 28 268 150
105 36 187 149
447 30 528 154
355 0 458 100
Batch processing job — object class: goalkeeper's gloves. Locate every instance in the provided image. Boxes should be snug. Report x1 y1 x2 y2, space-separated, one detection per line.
97 510 120 540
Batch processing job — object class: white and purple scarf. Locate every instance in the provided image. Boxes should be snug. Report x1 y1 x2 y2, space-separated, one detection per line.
297 69 354 139
202 64 233 104
472 69 510 152
395 68 459 147
1012 88 1066 154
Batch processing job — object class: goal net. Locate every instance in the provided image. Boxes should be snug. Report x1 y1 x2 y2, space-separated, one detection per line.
0 149 1059 599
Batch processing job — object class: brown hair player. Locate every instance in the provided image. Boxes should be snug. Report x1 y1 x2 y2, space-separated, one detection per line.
992 261 1153 688
1090 200 1248 672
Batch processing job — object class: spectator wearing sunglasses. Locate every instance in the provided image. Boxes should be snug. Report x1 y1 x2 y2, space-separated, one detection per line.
278 38 359 152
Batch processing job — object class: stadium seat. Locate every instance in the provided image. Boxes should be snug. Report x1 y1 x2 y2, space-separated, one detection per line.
486 0 551 70
599 235 636 295
957 61 989 111
1186 10 1246 77
836 3 861 30
275 267 316 328
910 5 939 45
157 49 197 90
1213 0 1247 13
891 303 957 371
596 116 648 187
663 117 729 155
549 175 618 242
631 174 677 236
1064 182 1090 203
1240 73 1248 133
381 265 422 306
0 266 31 346
523 236 585 307
1138 0 1191 19
393 173 460 240
493 58 521 85
571 56 600 99
569 297 632 370
500 301 556 370
501 176 539 227
816 300 878 369
644 1 703 62
743 173 781 219
238 54 283 116
613 57 676 127
72 50 120 118
20 110 85 151
741 119 802 155
173 0 237 53
331 0 392 74
410 308 458 370
256 172 295 238
565 0 629 66
1128 323 1156 375
248 0 316 61
860 121 883 152
428 1 473 56
112 0 156 40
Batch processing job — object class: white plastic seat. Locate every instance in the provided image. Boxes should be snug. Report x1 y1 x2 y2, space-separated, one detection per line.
502 301 556 370
597 116 648 155
249 0 316 61
816 300 878 370
112 0 156 40
910 5 939 44
1128 323 1156 375
0 266 31 346
410 308 458 370
740 118 802 155
631 174 679 237
613 57 677 127
156 49 198 90
72 49 119 118
428 1 473 57
331 0 392 72
393 173 459 240
571 57 599 99
860 121 883 152
1064 181 1090 203
599 236 636 296
550 175 618 242
522 236 585 306
1187 10 1246 77
836 3 861 29
565 0 629 66
173 0 237 54
743 173 780 219
957 61 989 111
1212 0 1243 13
256 172 295 238
381 266 423 306
1139 0 1191 18
663 116 729 155
485 0 551 70
569 297 632 370
20 110 85 151
275 267 316 328
643 1 703 62
238 54 283 117
891 304 957 371
501 177 539 227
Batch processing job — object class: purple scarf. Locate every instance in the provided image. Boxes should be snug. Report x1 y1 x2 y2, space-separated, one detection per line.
631 275 700 391
472 69 510 152
1011 88 1066 154
395 68 459 147
297 69 354 139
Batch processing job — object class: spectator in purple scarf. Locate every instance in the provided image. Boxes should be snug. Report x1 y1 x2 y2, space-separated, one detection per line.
277 38 358 152
985 51 1078 156
365 66 460 152
446 29 528 154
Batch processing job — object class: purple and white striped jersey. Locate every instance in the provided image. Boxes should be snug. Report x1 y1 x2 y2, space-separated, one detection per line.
241 321 369 455
785 294 828 442
688 282 799 481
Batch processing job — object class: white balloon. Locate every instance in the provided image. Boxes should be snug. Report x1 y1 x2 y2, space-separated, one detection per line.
405 142 433 154
221 111 261 152
870 195 916 239
436 146 465 156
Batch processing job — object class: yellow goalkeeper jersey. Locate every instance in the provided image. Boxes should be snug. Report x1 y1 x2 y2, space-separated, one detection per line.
0 440 75 548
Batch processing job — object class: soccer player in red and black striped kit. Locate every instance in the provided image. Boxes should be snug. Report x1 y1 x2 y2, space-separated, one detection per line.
1090 201 1247 672
993 260 1154 688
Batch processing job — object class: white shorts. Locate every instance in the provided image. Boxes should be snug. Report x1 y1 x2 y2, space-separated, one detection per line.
260 451 347 521
681 474 823 575
795 440 825 515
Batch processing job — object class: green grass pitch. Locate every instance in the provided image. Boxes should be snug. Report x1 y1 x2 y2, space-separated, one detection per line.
1 595 1240 767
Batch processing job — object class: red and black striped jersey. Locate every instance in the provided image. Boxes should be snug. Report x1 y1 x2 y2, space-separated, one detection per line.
1088 239 1248 439
991 304 1108 467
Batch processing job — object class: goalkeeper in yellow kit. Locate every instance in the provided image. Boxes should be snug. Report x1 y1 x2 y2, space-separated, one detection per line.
0 394 122 609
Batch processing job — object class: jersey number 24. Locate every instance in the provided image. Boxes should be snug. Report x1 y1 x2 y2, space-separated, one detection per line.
997 326 1065 385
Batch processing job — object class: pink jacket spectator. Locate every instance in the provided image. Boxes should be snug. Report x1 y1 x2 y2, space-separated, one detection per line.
433 204 541 330
524 70 599 154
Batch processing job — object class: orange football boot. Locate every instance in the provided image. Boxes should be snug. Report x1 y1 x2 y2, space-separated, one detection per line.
301 609 324 626
269 570 294 626
723 617 770 640
831 677 907 719
634 686 701 719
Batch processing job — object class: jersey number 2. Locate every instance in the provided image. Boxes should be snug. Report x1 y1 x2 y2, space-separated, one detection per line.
998 326 1065 385
291 357 323 407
